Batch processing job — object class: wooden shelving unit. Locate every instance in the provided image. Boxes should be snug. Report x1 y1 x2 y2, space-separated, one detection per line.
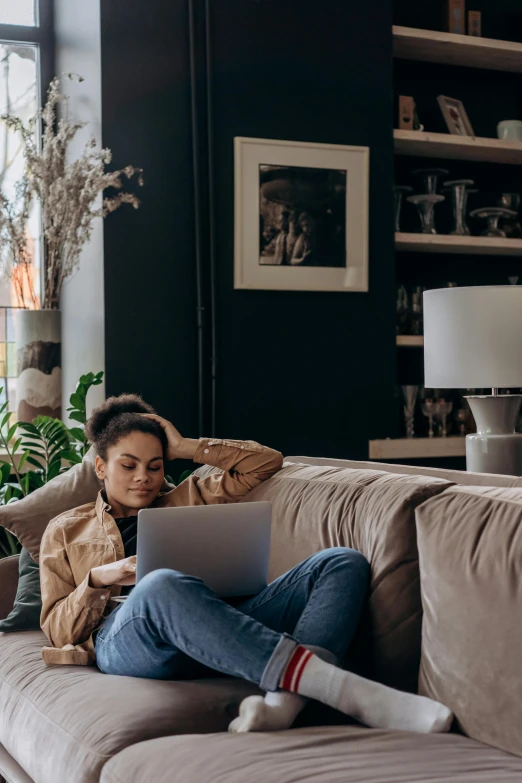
396 335 424 347
385 24 522 463
369 437 466 460
393 26 522 72
394 129 522 165
396 233 522 256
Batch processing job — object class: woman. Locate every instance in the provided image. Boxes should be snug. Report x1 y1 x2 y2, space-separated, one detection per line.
40 395 453 734
290 211 317 266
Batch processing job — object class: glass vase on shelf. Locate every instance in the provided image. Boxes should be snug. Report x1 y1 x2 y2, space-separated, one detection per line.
421 399 440 438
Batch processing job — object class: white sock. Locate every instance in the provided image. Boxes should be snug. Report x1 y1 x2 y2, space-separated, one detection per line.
280 646 453 734
228 691 308 733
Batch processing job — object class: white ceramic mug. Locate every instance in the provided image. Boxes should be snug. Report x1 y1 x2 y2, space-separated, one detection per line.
497 120 522 141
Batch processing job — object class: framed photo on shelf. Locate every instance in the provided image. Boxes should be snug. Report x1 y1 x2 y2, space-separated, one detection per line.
234 137 369 292
437 95 475 137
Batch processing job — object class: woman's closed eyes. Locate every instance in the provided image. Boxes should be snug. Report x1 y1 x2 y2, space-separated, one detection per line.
121 464 162 472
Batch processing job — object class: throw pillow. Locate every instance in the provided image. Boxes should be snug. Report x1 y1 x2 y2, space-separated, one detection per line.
0 547 41 632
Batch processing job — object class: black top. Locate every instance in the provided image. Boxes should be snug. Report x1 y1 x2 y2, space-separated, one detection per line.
115 516 138 596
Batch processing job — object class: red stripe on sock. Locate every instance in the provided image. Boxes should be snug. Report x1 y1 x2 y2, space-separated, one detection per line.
291 649 313 692
281 646 307 692
281 646 313 693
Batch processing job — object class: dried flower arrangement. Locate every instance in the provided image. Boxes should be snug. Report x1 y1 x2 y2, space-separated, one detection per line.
0 73 143 310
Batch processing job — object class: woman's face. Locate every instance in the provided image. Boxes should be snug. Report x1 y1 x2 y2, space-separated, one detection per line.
95 431 165 516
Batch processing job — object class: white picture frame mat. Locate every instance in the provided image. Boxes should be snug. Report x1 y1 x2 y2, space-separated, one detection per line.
234 137 369 292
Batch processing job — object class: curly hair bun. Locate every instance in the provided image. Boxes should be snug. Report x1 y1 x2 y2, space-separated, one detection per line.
85 394 167 459
85 394 155 443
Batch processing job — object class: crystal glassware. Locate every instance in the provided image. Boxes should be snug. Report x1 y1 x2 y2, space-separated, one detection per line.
470 207 517 237
436 399 453 438
402 385 419 439
394 186 413 232
442 179 474 235
407 194 445 234
411 168 449 195
421 399 439 438
455 407 469 435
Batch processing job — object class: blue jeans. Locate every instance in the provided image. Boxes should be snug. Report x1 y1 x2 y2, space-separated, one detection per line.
94 547 370 691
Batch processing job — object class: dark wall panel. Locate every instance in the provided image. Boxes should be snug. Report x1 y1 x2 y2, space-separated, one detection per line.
101 0 396 460
100 0 199 439
208 0 396 457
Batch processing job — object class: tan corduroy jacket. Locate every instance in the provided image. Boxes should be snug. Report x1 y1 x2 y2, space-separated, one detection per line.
39 437 283 667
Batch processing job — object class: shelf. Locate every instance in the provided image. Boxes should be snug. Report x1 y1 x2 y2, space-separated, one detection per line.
393 25 522 72
394 130 522 165
369 437 466 460
395 233 522 256
396 335 424 347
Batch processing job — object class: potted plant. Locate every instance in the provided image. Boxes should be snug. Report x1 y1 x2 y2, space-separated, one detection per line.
0 74 143 422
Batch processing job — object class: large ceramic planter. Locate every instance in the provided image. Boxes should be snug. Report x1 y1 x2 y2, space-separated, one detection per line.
14 310 61 421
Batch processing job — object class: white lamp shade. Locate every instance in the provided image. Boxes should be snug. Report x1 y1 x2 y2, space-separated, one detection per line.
424 286 522 388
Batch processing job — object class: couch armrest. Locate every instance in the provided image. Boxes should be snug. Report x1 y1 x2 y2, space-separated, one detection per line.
0 555 19 621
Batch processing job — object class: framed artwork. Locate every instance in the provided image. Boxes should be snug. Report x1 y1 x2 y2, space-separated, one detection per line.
437 95 475 137
234 137 369 292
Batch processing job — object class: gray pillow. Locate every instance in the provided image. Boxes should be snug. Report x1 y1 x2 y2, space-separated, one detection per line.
0 547 41 632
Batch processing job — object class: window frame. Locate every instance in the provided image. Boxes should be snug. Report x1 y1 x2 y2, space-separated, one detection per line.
0 0 55 107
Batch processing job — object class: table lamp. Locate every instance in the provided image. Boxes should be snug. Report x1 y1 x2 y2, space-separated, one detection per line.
423 286 522 475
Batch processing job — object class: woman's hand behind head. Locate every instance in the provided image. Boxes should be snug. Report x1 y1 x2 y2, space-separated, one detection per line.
140 414 184 460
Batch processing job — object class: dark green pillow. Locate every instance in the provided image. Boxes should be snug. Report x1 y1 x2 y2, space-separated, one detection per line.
0 547 42 632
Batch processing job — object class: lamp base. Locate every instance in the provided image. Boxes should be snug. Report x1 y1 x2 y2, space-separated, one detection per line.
465 395 522 475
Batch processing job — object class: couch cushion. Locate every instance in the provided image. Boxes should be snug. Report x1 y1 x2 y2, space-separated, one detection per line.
0 549 41 633
416 485 522 758
100 726 522 783
0 555 19 622
192 462 452 692
286 455 522 487
0 631 259 783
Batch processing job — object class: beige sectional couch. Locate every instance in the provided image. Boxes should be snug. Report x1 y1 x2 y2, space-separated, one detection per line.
1 456 522 783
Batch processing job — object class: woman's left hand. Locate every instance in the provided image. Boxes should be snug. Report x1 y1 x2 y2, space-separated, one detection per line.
140 414 184 460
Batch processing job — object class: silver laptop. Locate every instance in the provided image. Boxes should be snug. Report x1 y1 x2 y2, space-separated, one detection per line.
132 501 272 597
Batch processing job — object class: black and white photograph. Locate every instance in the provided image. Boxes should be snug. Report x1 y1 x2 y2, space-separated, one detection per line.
259 165 347 268
234 137 369 292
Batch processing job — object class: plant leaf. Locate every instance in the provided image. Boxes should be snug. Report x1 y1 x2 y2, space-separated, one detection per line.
60 449 82 465
17 450 30 472
68 427 86 442
69 410 86 424
0 461 11 484
69 392 84 410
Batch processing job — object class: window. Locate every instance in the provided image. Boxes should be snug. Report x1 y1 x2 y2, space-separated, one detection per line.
0 1 53 411
0 1 37 27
